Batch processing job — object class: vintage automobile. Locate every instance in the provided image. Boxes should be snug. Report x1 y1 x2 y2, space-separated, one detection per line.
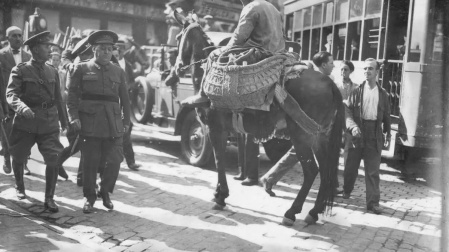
130 32 291 167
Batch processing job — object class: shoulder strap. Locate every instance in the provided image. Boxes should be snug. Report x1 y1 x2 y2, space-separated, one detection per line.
23 64 55 100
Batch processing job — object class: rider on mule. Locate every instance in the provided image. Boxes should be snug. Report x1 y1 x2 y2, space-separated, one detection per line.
181 0 285 107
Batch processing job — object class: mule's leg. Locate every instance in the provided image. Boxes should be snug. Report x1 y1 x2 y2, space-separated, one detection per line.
208 128 229 210
282 144 319 226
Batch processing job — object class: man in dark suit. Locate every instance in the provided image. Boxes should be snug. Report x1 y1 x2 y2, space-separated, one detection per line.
0 26 31 175
67 31 131 213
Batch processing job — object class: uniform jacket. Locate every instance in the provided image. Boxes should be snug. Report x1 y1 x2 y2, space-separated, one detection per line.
0 46 31 116
227 0 285 53
6 59 68 134
345 81 391 152
67 59 130 138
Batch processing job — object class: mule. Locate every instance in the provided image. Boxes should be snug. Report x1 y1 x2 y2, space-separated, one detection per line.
173 12 344 225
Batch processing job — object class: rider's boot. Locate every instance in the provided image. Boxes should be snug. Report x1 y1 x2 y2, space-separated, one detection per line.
180 88 210 108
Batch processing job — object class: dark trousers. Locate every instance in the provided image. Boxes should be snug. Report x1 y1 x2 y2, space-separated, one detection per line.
9 128 63 199
123 122 135 165
2 117 29 167
343 120 381 208
237 134 259 180
82 136 123 204
58 127 83 179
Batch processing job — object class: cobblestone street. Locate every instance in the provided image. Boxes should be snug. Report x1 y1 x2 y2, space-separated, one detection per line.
0 125 442 251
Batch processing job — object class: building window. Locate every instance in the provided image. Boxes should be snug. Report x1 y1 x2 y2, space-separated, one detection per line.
72 17 100 32
335 0 349 22
303 7 312 28
350 0 363 18
366 0 382 16
11 8 25 32
39 9 60 35
108 20 132 37
323 2 334 25
312 5 322 26
362 18 380 60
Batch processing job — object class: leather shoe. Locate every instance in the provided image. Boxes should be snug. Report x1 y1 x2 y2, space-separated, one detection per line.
180 94 210 108
44 198 59 213
260 177 275 197
100 189 114 210
58 166 68 180
24 165 31 175
342 192 350 199
128 163 141 171
16 189 26 200
368 205 383 215
3 163 11 174
83 201 94 214
241 178 258 186
233 173 244 181
76 177 83 187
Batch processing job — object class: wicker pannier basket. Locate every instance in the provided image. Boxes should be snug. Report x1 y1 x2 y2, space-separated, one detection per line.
203 54 287 111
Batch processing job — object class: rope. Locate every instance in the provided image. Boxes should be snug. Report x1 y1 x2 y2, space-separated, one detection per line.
180 59 207 72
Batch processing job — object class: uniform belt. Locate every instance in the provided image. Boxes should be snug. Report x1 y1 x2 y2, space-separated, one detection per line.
81 94 119 103
25 101 55 109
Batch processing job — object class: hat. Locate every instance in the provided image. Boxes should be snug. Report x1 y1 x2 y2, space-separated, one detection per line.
204 15 213 19
23 31 57 47
87 30 118 45
72 37 91 56
6 26 21 37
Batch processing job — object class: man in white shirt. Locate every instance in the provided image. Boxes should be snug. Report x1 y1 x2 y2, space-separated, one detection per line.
0 26 31 175
342 58 391 215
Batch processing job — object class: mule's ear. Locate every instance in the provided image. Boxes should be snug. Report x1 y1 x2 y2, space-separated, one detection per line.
191 13 199 23
173 9 187 25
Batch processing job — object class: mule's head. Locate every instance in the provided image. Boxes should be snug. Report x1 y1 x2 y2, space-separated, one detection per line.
173 10 213 76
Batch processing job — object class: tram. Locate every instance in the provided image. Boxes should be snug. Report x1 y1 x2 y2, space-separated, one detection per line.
283 0 445 159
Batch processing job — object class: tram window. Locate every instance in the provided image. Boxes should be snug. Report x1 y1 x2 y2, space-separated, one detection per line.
322 26 333 52
312 4 323 26
333 24 346 60
304 7 312 28
323 2 334 25
349 0 363 18
385 0 409 60
336 0 349 22
347 21 361 60
311 28 320 56
362 18 380 60
286 14 294 41
294 10 303 31
366 0 382 16
302 30 311 60
293 32 301 45
408 0 427 62
431 14 443 61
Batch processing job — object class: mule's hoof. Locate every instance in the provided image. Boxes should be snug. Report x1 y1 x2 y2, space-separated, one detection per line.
281 217 295 226
212 203 225 210
304 214 318 225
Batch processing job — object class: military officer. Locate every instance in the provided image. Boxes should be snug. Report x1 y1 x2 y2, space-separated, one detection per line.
6 31 68 212
67 30 130 213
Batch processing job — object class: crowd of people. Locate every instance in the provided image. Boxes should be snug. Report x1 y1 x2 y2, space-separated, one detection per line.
0 0 391 216
0 25 141 213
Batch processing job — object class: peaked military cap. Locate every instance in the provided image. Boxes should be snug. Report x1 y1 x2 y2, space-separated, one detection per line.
87 30 118 45
72 37 91 56
23 31 57 47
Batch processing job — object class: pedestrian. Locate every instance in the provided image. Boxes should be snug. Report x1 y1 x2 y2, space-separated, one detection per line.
336 60 358 165
58 37 93 186
6 31 68 212
113 40 140 171
260 51 341 196
67 30 131 213
0 26 31 176
342 58 391 215
233 133 260 186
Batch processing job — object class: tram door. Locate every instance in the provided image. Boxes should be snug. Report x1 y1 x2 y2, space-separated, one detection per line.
383 0 444 158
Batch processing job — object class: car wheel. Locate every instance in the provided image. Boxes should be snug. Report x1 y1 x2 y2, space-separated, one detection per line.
262 138 292 163
131 79 153 124
180 111 213 167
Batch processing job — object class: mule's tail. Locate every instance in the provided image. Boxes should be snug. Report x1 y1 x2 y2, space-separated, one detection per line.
324 83 345 211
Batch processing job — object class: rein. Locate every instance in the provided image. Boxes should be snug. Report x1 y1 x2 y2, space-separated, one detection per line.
180 59 207 72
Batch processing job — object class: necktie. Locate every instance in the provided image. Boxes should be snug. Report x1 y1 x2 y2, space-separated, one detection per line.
12 49 19 54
